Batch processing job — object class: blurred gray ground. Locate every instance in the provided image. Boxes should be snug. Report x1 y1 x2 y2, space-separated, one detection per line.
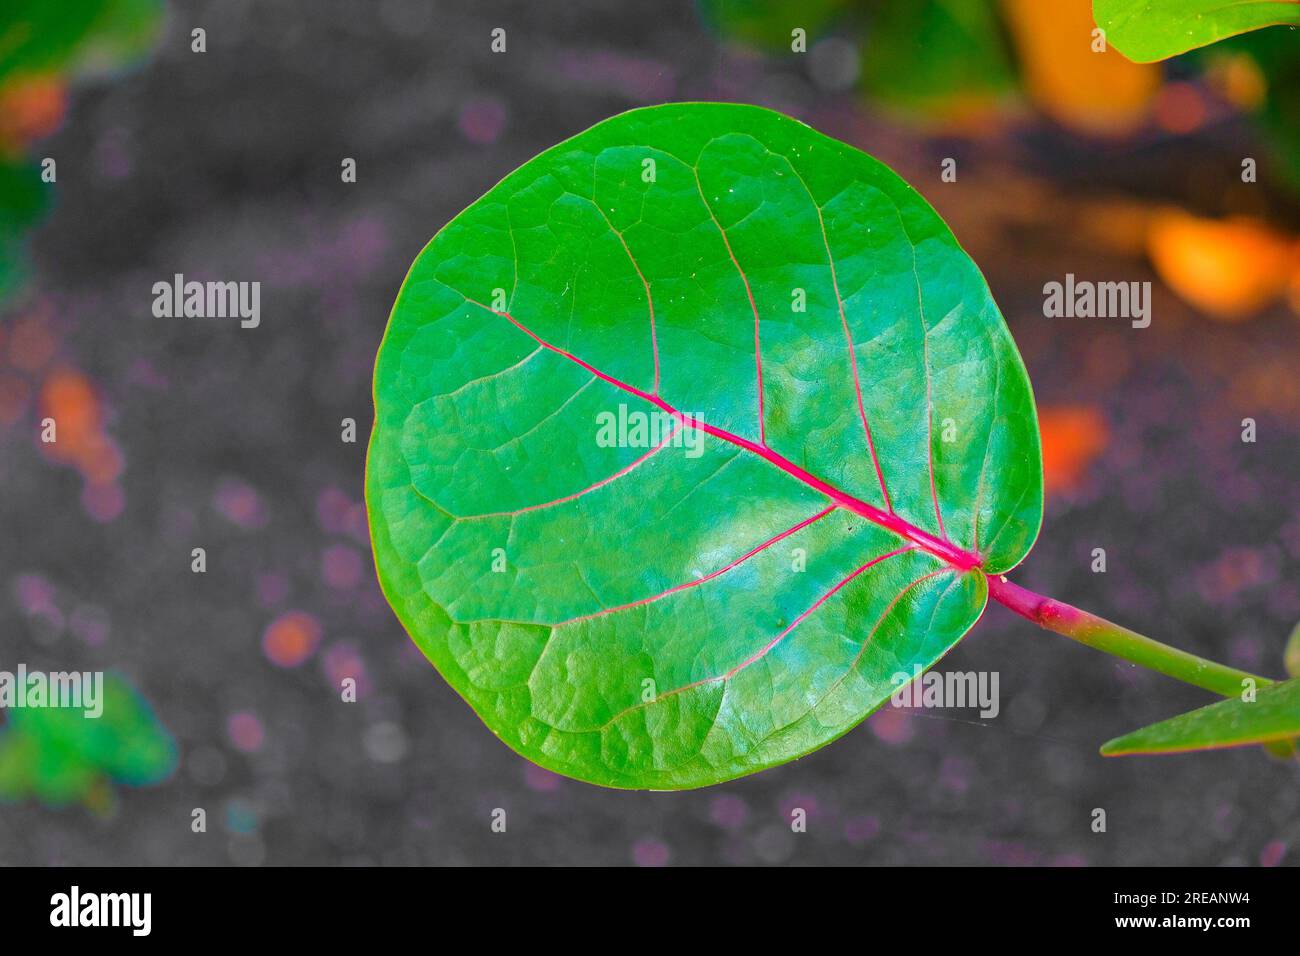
0 0 1297 865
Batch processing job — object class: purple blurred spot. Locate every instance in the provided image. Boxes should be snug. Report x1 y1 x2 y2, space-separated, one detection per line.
317 487 363 535
82 482 125 523
1260 840 1287 867
843 815 880 845
458 97 507 145
523 762 561 793
321 641 370 697
709 793 748 831
214 478 269 530
322 544 363 590
869 706 915 746
631 837 670 868
14 573 57 615
227 711 265 753
69 603 110 647
780 791 819 821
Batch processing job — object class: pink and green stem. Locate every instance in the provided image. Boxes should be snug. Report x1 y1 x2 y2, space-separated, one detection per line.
987 575 1273 698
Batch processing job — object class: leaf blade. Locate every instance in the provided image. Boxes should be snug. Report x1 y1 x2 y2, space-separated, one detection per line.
1094 0 1300 63
367 103 1042 788
1100 678 1300 756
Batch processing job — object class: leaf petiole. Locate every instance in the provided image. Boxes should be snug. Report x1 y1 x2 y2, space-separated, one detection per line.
987 575 1274 698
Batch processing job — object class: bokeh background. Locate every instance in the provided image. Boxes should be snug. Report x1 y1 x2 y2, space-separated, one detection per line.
1 0 1298 866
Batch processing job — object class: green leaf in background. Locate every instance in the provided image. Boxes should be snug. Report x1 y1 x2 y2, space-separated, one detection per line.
860 0 1017 117
367 103 1043 789
1262 621 1300 757
1101 677 1300 756
1204 30 1300 196
1094 0 1300 63
0 0 163 84
0 0 164 308
697 0 851 53
0 161 51 304
0 673 176 806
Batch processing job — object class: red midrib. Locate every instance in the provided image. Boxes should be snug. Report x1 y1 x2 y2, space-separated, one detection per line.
463 296 982 572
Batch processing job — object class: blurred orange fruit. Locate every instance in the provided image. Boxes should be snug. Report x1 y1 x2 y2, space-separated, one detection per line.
1038 405 1109 494
1147 210 1299 319
0 73 67 155
262 611 322 668
1002 0 1161 135
39 367 101 452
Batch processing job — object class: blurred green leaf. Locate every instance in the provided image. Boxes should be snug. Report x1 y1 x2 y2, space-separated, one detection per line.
0 161 50 229
0 0 163 309
1184 30 1300 196
697 0 851 52
0 0 163 84
1101 677 1300 756
64 0 165 78
860 0 1015 116
1094 0 1300 63
0 673 176 806
0 161 49 304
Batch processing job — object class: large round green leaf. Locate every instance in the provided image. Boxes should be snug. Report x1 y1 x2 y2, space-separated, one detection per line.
367 103 1042 789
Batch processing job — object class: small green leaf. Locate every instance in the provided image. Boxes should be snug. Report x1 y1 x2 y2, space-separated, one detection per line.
0 674 176 806
1101 678 1300 756
367 103 1043 789
1094 0 1300 63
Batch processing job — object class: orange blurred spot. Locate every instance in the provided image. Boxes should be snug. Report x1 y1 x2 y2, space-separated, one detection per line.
0 74 67 155
1147 210 1298 319
39 367 101 457
1076 200 1152 257
1002 0 1160 136
1287 274 1300 317
1153 82 1207 135
1038 406 1109 494
1205 53 1268 111
262 611 322 668
1229 355 1300 420
80 433 124 483
35 366 126 508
